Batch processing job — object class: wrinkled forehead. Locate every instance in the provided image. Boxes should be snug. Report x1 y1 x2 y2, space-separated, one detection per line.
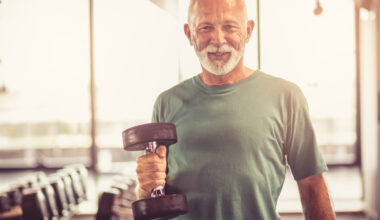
188 0 247 26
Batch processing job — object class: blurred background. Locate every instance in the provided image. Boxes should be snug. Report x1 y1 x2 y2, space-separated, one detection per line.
0 0 379 219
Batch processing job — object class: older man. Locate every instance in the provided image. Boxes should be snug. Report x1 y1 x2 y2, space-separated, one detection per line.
136 0 335 219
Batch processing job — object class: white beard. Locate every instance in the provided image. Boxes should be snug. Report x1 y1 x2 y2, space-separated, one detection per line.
194 43 245 75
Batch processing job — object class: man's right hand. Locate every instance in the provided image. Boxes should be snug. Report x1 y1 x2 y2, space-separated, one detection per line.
136 145 167 199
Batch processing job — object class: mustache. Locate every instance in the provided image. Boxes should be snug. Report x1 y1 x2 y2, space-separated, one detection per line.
203 45 234 53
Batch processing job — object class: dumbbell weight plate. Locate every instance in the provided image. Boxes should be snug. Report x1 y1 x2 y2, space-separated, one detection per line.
132 194 187 220
6 188 22 206
49 176 69 217
40 184 59 219
21 188 49 220
95 189 118 220
0 194 11 212
122 123 177 151
65 164 88 199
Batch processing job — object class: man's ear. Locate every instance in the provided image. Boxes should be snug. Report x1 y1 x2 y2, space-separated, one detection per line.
245 20 255 43
184 24 193 46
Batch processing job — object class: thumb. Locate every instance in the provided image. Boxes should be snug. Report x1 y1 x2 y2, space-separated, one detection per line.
156 145 167 159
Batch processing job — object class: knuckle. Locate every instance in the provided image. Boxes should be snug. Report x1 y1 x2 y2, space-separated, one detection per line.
152 172 161 179
153 179 164 186
152 163 162 171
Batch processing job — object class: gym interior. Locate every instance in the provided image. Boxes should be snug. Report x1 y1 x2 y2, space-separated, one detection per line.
0 0 379 219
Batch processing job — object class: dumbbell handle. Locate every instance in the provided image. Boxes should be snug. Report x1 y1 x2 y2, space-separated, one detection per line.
145 141 166 198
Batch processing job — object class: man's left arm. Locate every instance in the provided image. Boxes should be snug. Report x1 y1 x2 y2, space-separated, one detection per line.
297 173 336 220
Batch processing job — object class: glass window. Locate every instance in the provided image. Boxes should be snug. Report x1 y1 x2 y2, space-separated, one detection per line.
0 0 91 167
260 0 357 165
93 0 180 171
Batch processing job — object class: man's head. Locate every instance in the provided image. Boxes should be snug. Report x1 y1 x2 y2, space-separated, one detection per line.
184 0 254 75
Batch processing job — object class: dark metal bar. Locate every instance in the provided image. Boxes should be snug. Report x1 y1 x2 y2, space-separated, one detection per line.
89 0 98 171
376 0 380 215
354 2 362 169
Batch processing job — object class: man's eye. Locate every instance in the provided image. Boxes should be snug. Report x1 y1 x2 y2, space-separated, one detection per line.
200 26 212 30
225 25 235 30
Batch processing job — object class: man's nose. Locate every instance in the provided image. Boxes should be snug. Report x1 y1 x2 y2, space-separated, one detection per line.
211 28 226 46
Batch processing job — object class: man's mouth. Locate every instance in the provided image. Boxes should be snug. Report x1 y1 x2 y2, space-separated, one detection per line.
207 52 230 60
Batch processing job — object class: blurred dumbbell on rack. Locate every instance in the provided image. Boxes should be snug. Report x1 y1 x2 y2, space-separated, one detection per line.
95 175 137 220
64 164 88 200
0 193 11 214
0 164 89 220
48 174 70 218
21 187 50 220
58 168 86 206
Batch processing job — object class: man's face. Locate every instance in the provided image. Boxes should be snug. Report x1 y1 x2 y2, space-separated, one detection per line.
186 0 251 75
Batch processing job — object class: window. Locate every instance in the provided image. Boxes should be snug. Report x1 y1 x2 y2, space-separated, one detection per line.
0 0 91 168
260 0 357 165
93 0 180 171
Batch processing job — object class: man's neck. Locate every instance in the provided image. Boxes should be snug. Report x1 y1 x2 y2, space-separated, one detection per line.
199 65 255 86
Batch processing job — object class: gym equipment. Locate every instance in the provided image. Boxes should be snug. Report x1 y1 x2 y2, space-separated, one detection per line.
95 189 119 220
111 182 136 206
57 173 77 211
0 193 11 212
49 175 70 217
6 188 22 206
64 168 85 204
21 188 49 220
65 164 88 199
122 123 188 220
40 183 59 219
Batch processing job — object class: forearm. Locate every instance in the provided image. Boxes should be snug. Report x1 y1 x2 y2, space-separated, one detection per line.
297 174 335 220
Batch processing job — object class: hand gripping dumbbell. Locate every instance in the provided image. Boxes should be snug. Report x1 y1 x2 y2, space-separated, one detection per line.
122 123 188 220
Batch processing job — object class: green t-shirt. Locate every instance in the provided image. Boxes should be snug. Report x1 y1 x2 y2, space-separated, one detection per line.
152 70 327 220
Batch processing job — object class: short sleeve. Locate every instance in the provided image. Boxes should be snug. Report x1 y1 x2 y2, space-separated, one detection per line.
284 86 328 180
151 94 162 123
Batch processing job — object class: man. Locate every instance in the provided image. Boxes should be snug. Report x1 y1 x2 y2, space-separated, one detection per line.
136 0 335 219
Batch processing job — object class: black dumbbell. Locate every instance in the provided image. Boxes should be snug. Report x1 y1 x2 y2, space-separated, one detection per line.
56 172 77 211
6 187 23 207
65 164 88 200
49 175 70 218
122 123 188 220
39 183 59 220
0 193 11 213
95 189 119 220
35 172 60 219
21 188 49 220
111 182 135 209
63 168 85 204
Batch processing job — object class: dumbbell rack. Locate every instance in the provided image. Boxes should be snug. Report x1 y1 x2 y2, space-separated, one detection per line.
0 164 88 220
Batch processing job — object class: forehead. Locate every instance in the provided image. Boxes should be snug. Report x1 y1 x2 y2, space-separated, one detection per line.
189 0 246 25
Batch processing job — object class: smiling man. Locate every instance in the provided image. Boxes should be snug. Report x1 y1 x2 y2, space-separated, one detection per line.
135 0 335 219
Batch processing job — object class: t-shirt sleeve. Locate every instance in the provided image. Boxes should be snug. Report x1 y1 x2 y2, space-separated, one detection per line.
151 94 162 123
284 86 328 180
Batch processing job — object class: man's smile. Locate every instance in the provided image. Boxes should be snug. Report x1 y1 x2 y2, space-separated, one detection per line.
207 52 231 60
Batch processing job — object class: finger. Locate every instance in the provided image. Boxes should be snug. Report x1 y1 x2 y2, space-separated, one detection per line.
156 145 167 159
136 162 166 174
136 152 163 163
137 171 166 183
140 179 166 193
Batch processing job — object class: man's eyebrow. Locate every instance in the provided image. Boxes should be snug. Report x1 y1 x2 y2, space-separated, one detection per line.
197 22 214 26
224 20 239 25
